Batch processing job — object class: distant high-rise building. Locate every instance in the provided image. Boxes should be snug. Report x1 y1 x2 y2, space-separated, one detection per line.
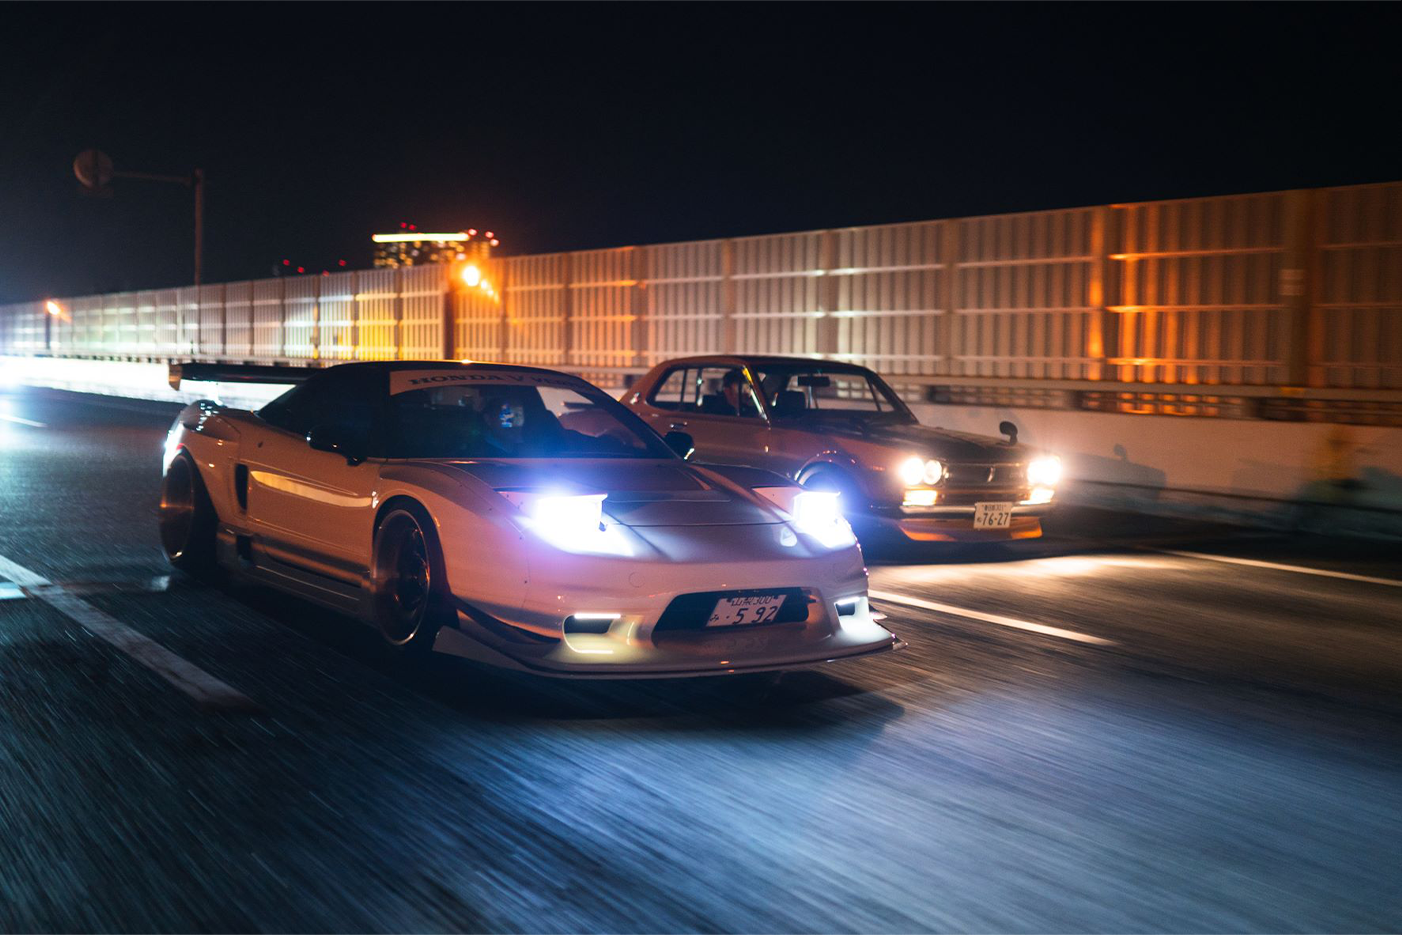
371 226 499 269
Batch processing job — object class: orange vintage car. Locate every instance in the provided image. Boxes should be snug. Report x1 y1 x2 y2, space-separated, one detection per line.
623 356 1061 545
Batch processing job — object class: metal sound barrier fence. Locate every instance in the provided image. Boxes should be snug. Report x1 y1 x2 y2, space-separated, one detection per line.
2 181 1399 425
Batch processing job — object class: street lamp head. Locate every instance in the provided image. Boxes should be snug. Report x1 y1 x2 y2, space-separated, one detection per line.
73 149 114 190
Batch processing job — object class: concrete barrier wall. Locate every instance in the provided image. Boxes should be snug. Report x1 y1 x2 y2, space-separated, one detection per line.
0 357 287 411
915 401 1402 537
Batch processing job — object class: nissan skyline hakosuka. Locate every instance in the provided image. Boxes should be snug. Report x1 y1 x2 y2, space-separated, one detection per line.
623 356 1061 545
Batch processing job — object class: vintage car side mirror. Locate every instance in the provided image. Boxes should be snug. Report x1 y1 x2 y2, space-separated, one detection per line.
663 430 695 459
998 420 1018 444
307 423 368 465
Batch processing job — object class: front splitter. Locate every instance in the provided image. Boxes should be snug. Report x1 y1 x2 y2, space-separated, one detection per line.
433 623 905 680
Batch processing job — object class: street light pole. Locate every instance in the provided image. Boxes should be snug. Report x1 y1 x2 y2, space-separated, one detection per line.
109 168 205 286
193 169 204 286
73 151 206 285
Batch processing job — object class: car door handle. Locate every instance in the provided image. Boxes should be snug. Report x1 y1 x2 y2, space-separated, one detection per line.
669 422 687 430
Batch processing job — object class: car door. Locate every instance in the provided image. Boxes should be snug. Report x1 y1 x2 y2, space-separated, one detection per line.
664 365 771 468
244 369 381 584
750 366 850 480
634 364 694 440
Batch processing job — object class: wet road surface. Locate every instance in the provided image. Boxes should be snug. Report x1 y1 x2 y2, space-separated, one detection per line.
1 388 1400 932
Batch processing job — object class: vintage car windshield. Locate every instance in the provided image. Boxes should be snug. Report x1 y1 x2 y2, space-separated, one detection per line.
754 366 917 424
387 381 673 459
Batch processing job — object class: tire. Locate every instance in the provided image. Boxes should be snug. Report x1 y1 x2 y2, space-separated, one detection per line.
159 452 218 574
371 505 454 655
800 468 843 492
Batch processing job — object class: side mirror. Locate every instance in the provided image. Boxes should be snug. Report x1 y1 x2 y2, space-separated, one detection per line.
663 430 695 459
307 423 367 464
998 420 1018 444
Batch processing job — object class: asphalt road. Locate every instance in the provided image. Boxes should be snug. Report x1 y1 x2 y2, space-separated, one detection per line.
2 387 1400 933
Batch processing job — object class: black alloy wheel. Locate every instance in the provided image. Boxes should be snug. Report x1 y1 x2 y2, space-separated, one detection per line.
372 507 450 653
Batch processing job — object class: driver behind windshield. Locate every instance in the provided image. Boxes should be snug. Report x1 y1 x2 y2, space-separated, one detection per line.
712 369 761 417
478 394 541 455
753 367 916 423
389 382 668 459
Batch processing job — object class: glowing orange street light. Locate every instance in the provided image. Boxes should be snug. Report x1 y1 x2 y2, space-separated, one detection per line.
460 264 482 287
45 301 64 317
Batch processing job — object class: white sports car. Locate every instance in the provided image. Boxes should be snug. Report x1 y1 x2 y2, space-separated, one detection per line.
159 361 901 678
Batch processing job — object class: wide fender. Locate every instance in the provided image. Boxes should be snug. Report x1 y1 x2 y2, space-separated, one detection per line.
168 402 246 523
376 463 530 622
796 453 885 499
177 400 244 442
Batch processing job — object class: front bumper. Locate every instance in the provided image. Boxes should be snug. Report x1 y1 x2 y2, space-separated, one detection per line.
868 501 1054 542
431 519 900 678
434 595 903 679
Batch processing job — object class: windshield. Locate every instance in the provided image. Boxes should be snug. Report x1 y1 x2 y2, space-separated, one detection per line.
387 378 673 459
753 366 916 423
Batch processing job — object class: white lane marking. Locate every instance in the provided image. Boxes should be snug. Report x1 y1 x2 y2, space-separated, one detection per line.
1155 549 1402 588
0 554 257 711
0 413 46 427
868 589 1116 646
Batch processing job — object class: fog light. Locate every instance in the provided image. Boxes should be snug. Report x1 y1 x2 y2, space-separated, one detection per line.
835 598 859 617
903 489 938 508
564 612 619 635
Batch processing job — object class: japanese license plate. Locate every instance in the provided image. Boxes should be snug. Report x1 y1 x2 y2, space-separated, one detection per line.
706 594 786 627
973 501 1013 529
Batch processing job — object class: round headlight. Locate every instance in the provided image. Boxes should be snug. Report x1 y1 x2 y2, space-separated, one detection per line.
899 456 944 487
1027 456 1062 487
898 456 926 487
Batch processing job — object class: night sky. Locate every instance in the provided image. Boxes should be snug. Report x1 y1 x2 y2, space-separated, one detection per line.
1 3 1398 303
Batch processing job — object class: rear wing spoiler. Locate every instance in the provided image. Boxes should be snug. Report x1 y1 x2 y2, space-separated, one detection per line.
168 361 320 390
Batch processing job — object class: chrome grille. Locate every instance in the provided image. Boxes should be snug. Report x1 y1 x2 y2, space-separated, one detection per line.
944 463 1024 486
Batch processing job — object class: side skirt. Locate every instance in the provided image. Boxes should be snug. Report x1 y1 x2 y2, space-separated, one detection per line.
217 526 367 617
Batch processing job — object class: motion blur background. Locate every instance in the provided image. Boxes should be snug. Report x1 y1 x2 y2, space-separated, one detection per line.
3 6 1402 933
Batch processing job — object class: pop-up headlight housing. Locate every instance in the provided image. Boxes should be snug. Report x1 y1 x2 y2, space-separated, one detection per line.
497 489 627 554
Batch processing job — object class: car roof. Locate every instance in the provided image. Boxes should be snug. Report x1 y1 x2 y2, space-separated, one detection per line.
652 355 877 373
310 359 584 380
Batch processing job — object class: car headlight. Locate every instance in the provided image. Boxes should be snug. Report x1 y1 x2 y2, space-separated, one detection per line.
532 493 606 535
899 456 944 487
1027 456 1062 487
791 490 857 549
499 490 607 548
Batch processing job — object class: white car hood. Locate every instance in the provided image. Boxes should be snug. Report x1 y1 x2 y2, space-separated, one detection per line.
440 459 783 527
